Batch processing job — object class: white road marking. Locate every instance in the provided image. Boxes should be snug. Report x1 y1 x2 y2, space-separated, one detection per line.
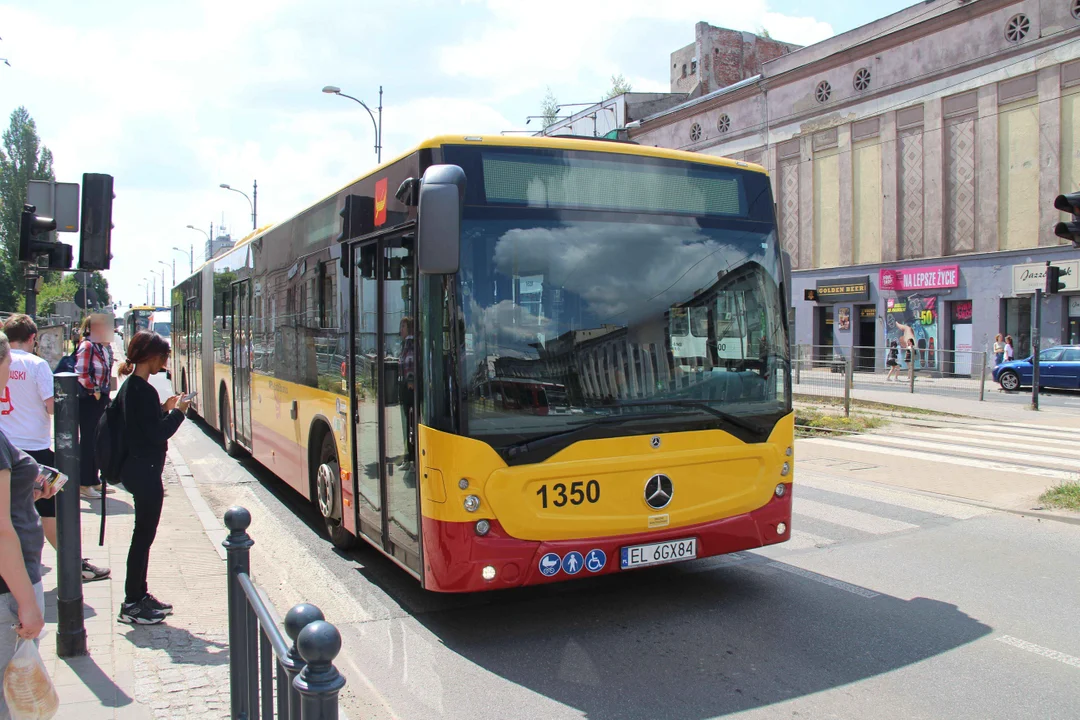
780 530 838 550
794 498 919 534
996 635 1080 670
807 438 1078 481
916 427 1080 448
768 562 880 598
839 435 1079 470
889 431 1080 461
796 471 991 520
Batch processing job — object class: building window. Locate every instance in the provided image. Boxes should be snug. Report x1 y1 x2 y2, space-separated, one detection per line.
1005 14 1030 42
690 57 697 74
682 64 687 78
689 123 702 142
816 80 832 103
717 114 730 133
853 68 872 92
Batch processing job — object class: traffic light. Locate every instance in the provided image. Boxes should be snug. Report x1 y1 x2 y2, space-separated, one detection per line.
19 204 58 262
1054 191 1080 248
1047 265 1067 294
79 173 114 270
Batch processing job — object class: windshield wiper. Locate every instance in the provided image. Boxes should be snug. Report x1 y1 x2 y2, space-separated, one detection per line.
614 399 765 436
504 412 671 460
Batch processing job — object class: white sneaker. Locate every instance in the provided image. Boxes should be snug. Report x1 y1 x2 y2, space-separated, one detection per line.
80 486 101 499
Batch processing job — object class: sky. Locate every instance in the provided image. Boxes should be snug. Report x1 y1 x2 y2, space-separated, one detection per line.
0 0 913 309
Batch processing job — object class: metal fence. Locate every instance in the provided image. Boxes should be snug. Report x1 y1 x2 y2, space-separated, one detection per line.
794 344 989 402
224 506 346 720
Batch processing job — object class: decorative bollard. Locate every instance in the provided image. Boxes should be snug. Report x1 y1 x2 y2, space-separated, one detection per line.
222 506 254 719
294 620 347 720
283 603 326 718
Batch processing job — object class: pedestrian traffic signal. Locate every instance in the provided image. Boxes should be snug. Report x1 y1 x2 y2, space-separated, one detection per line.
1047 265 1067 294
1054 191 1080 248
79 173 114 270
18 204 64 266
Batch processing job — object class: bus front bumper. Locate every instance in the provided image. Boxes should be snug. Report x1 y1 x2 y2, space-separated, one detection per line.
421 484 792 592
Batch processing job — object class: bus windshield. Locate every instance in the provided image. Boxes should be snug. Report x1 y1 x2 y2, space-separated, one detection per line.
458 215 789 455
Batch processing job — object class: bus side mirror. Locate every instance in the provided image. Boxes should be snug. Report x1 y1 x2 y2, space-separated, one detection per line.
417 164 465 275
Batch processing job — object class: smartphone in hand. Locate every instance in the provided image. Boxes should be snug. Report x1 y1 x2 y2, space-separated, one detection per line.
35 465 68 493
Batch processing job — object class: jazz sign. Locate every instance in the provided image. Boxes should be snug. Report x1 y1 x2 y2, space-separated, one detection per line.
1012 260 1080 294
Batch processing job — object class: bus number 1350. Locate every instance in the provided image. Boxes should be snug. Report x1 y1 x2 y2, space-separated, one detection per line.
537 480 601 508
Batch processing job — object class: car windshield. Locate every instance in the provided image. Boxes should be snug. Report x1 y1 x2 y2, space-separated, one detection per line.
457 215 790 454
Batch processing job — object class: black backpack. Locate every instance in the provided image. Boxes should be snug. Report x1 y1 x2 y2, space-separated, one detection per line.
95 387 128 485
93 386 128 544
54 352 77 375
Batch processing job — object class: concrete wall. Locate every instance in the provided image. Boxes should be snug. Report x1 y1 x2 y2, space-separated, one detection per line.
635 0 1080 273
669 23 799 96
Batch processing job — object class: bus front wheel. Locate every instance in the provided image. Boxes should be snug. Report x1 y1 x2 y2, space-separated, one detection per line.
315 432 356 550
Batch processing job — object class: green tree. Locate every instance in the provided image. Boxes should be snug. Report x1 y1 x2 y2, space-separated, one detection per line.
0 107 55 310
540 87 560 128
757 27 772 39
87 271 111 308
606 74 633 99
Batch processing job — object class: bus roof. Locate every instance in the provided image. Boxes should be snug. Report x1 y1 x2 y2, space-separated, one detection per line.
177 134 767 280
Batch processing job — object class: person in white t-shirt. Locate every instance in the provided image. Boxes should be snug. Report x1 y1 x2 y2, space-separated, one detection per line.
0 315 110 582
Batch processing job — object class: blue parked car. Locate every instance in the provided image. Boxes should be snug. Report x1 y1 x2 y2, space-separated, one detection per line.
994 345 1080 391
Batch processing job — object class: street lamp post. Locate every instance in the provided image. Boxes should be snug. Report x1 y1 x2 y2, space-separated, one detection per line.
157 260 171 295
183 224 210 269
140 279 150 305
322 85 382 164
220 182 257 230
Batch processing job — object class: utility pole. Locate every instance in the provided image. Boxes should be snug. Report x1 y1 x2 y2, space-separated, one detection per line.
1031 263 1046 411
252 179 258 230
24 266 39 321
54 373 87 657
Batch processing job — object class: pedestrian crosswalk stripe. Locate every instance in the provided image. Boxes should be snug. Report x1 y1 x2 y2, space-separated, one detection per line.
781 530 838 550
797 471 991 520
996 421 1080 435
794 498 919 535
893 430 1080 459
851 435 1080 469
807 438 1077 481
918 427 1080 449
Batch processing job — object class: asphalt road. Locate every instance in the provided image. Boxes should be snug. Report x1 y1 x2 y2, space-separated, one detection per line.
172 419 1080 720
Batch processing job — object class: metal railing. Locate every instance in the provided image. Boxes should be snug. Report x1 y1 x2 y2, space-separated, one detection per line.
224 506 346 720
795 345 989 402
792 356 852 416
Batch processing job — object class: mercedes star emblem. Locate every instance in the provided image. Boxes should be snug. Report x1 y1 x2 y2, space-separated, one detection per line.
644 474 674 510
650 436 661 449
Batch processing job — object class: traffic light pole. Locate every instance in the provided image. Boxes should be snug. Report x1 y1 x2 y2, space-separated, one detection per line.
1031 283 1042 412
24 266 38 321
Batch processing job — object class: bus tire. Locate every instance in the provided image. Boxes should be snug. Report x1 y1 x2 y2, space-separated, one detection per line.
314 430 355 550
219 387 244 458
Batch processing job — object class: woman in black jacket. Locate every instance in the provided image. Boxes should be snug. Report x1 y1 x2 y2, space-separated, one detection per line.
116 331 190 625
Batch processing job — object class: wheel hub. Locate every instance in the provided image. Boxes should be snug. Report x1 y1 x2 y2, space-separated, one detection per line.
317 462 338 519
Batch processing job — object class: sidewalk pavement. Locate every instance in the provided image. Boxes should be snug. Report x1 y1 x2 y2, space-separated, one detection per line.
37 452 231 719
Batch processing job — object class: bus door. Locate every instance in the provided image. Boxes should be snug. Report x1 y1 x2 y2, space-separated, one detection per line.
230 280 253 449
183 298 198 397
349 232 421 572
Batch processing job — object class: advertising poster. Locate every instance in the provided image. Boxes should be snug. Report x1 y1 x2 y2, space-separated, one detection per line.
885 295 938 369
837 307 850 331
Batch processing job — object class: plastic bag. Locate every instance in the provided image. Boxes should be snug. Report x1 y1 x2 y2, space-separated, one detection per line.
3 637 59 720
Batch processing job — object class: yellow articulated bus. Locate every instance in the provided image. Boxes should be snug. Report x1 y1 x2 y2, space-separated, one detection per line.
172 135 794 592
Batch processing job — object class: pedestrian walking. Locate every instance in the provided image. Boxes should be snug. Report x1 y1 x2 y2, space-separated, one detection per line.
0 315 110 582
1004 335 1015 363
75 314 116 499
885 340 901 381
115 331 189 625
993 334 1005 367
0 330 60 720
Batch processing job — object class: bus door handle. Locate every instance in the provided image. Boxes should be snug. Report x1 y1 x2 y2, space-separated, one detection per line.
290 400 298 420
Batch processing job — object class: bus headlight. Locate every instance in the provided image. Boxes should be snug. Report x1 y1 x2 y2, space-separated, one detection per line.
475 519 491 536
775 483 786 497
776 522 787 535
458 478 470 490
786 446 793 457
482 565 497 581
780 462 790 477
463 495 481 512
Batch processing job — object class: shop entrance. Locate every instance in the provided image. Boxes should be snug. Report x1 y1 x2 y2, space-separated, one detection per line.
949 300 974 376
1069 297 1080 345
1003 297 1032 359
813 305 834 362
855 305 876 371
